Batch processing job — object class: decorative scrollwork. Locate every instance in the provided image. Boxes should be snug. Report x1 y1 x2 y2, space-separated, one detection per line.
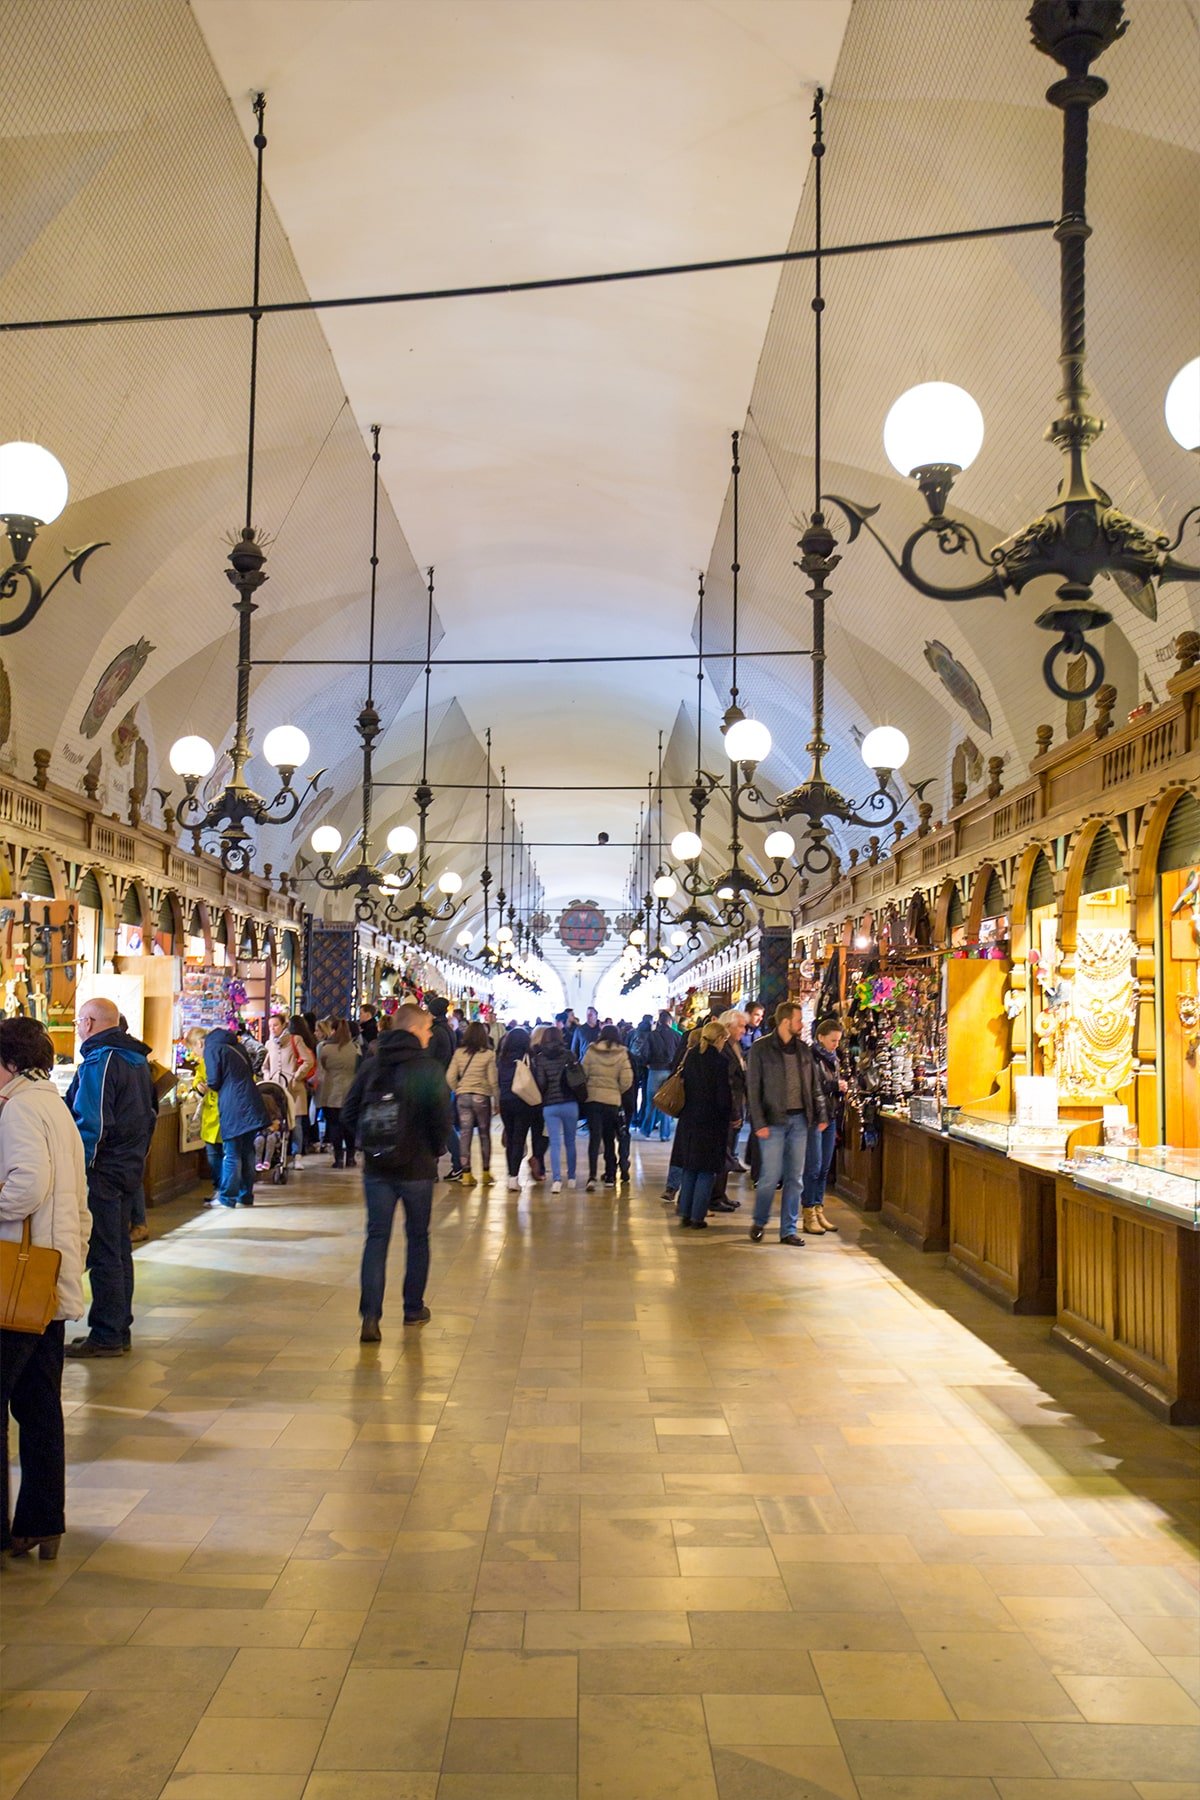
0 540 110 637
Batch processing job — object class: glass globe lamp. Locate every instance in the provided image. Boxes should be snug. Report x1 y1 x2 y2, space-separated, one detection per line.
629 928 646 947
883 382 984 478
1165 357 1199 452
456 928 473 947
860 725 910 772
497 924 513 943
387 824 418 857
670 928 687 947
438 870 463 896
652 873 677 900
262 724 310 772
671 829 702 863
0 440 69 528
764 829 796 862
169 734 216 780
310 824 342 856
724 716 771 764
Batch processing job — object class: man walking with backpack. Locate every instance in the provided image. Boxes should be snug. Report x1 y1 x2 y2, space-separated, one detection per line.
341 1005 453 1343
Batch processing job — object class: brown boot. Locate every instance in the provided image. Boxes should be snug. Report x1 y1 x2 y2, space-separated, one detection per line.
802 1207 824 1234
815 1206 838 1232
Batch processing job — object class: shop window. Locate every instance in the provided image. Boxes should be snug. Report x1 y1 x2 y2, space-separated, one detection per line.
213 916 229 970
21 854 54 899
155 894 175 956
116 885 144 955
1028 851 1055 911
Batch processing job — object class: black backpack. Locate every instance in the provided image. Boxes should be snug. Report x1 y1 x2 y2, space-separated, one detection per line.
357 1065 405 1171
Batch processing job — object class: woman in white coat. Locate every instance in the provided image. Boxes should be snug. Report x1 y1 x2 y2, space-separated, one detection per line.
0 1017 90 1561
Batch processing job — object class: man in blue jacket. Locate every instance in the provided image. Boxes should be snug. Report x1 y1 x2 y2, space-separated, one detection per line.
65 997 157 1357
204 1027 268 1210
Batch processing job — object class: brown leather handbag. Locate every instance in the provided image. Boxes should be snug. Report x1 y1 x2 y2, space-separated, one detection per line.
0 1214 61 1335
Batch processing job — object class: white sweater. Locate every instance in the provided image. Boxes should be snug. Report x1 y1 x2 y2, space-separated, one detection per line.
0 1073 91 1320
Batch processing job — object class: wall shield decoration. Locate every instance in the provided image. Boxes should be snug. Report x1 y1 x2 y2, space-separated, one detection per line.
558 901 608 956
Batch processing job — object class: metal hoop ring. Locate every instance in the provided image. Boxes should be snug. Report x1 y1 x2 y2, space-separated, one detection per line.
1042 636 1105 702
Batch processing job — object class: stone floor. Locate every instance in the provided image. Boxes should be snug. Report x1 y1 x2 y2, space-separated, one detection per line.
2 1139 1198 1800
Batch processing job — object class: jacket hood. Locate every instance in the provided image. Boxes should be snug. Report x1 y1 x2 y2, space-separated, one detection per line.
205 1028 239 1052
425 996 450 1018
376 1028 430 1066
81 1027 150 1062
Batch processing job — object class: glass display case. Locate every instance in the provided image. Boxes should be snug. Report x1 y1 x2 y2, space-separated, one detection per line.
950 1110 1074 1157
1058 1146 1200 1228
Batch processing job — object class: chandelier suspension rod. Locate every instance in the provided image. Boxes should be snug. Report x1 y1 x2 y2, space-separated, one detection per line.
419 566 435 786
809 87 828 765
5 220 1056 334
244 93 267 534
695 572 705 778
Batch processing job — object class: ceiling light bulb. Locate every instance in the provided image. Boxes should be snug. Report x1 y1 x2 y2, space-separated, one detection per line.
1164 356 1199 452
438 870 463 895
0 440 69 526
169 734 216 779
854 932 872 949
670 929 687 947
716 883 735 902
387 824 418 856
860 725 910 772
629 928 646 947
884 381 984 476
310 824 342 856
456 928 473 947
652 874 677 900
263 724 310 770
724 716 772 764
497 925 513 942
671 829 703 862
382 871 402 890
764 829 796 861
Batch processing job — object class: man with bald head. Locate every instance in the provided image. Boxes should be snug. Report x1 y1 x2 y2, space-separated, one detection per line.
65 997 156 1357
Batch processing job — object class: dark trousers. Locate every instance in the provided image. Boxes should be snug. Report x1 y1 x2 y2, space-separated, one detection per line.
217 1130 257 1208
361 1176 433 1321
322 1107 355 1164
204 1141 224 1192
587 1103 622 1181
85 1185 134 1347
2 1321 66 1546
712 1120 743 1201
500 1097 540 1176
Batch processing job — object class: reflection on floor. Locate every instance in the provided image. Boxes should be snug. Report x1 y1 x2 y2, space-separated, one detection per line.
2 1139 1198 1800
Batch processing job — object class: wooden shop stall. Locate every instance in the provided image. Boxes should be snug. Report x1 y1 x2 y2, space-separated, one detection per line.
0 759 306 1207
787 636 1200 1419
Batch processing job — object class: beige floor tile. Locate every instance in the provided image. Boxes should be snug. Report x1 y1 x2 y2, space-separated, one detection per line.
522 1611 692 1650
917 1630 1079 1722
940 1509 1043 1537
435 1778 575 1800
474 1561 580 1610
442 1717 577 1772
301 1777 437 1799
0 1743 47 1800
856 1781 1000 1800
837 1720 1055 1777
1158 1658 1200 1703
175 1718 326 1776
1030 1725 1200 1782
993 1782 1139 1800
160 1779 309 1799
316 1669 457 1770
12 1688 215 1800
0 1689 87 1741
452 1650 577 1717
131 1609 314 1647
1058 1677 1200 1724
675 1547 779 1578
578 1693 718 1799
1123 1618 1200 1657
703 1692 838 1745
581 1574 788 1611
579 1647 819 1694
813 1650 955 1720
206 1648 351 1717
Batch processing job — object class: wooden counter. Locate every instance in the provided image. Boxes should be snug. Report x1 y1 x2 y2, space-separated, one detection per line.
144 1100 205 1207
835 1107 882 1212
946 1138 1057 1314
881 1115 949 1251
1054 1176 1200 1425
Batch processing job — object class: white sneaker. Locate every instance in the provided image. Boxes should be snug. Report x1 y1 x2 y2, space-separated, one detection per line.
507 1176 519 1192
552 1180 562 1194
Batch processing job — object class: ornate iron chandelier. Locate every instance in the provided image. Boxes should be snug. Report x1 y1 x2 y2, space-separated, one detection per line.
824 1 1199 702
0 440 107 636
733 90 931 878
304 427 421 919
169 95 317 872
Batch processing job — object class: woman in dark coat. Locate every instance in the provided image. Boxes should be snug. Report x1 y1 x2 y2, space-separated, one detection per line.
673 1020 732 1230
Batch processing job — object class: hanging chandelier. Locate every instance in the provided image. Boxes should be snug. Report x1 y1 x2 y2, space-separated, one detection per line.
0 440 108 636
169 94 317 873
302 427 421 919
457 762 541 991
733 90 931 878
823 1 1198 702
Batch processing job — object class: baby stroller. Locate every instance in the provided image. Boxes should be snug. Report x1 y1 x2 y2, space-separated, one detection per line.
256 1080 296 1185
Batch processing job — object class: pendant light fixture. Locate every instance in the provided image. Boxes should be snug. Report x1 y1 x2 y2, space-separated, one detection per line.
169 94 316 872
0 440 108 636
825 2 1199 700
735 88 930 878
307 427 419 917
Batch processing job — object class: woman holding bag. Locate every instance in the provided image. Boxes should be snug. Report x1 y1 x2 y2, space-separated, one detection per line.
497 1027 540 1191
446 1022 500 1187
0 1018 90 1561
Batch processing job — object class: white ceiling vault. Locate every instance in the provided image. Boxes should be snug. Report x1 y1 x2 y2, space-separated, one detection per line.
2 0 1197 997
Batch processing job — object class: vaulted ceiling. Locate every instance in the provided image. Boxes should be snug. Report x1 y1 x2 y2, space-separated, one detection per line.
3 0 1197 996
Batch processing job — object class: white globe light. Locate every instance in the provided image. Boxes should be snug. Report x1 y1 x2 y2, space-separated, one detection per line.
310 824 342 856
716 882 735 901
629 928 647 947
262 724 309 770
1165 356 1200 452
382 870 402 890
670 928 687 947
456 928 473 947
0 441 69 526
884 381 984 476
169 734 216 779
652 873 677 900
860 725 910 772
438 870 463 895
386 824 418 857
724 716 772 764
764 829 796 861
671 829 703 863
497 924 513 943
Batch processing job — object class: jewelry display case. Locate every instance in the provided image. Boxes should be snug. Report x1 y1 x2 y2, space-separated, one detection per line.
949 1110 1075 1158
1058 1146 1200 1229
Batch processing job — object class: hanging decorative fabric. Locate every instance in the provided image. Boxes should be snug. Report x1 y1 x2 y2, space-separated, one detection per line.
1057 928 1136 1099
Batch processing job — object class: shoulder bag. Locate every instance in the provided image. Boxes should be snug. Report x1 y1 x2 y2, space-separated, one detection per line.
512 1054 541 1107
564 1059 588 1102
0 1217 61 1337
651 1052 689 1119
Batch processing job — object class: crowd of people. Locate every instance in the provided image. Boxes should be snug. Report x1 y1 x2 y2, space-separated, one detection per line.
0 987 844 1564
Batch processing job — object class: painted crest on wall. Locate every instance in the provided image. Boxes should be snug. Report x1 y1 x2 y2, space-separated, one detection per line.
923 640 992 736
80 638 155 739
558 901 608 956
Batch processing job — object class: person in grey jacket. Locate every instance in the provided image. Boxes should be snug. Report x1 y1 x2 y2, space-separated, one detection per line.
745 1000 828 1246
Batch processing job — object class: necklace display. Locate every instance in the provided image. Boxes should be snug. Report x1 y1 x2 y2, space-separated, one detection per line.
1057 927 1136 1100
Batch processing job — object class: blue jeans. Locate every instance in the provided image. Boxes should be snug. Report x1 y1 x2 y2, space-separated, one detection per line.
204 1141 224 1193
361 1176 433 1320
217 1130 257 1207
802 1120 837 1210
543 1101 578 1182
752 1116 809 1238
679 1169 715 1223
444 1120 462 1174
642 1068 674 1141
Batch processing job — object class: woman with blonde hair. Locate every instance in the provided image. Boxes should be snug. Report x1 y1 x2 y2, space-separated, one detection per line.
673 1019 733 1230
